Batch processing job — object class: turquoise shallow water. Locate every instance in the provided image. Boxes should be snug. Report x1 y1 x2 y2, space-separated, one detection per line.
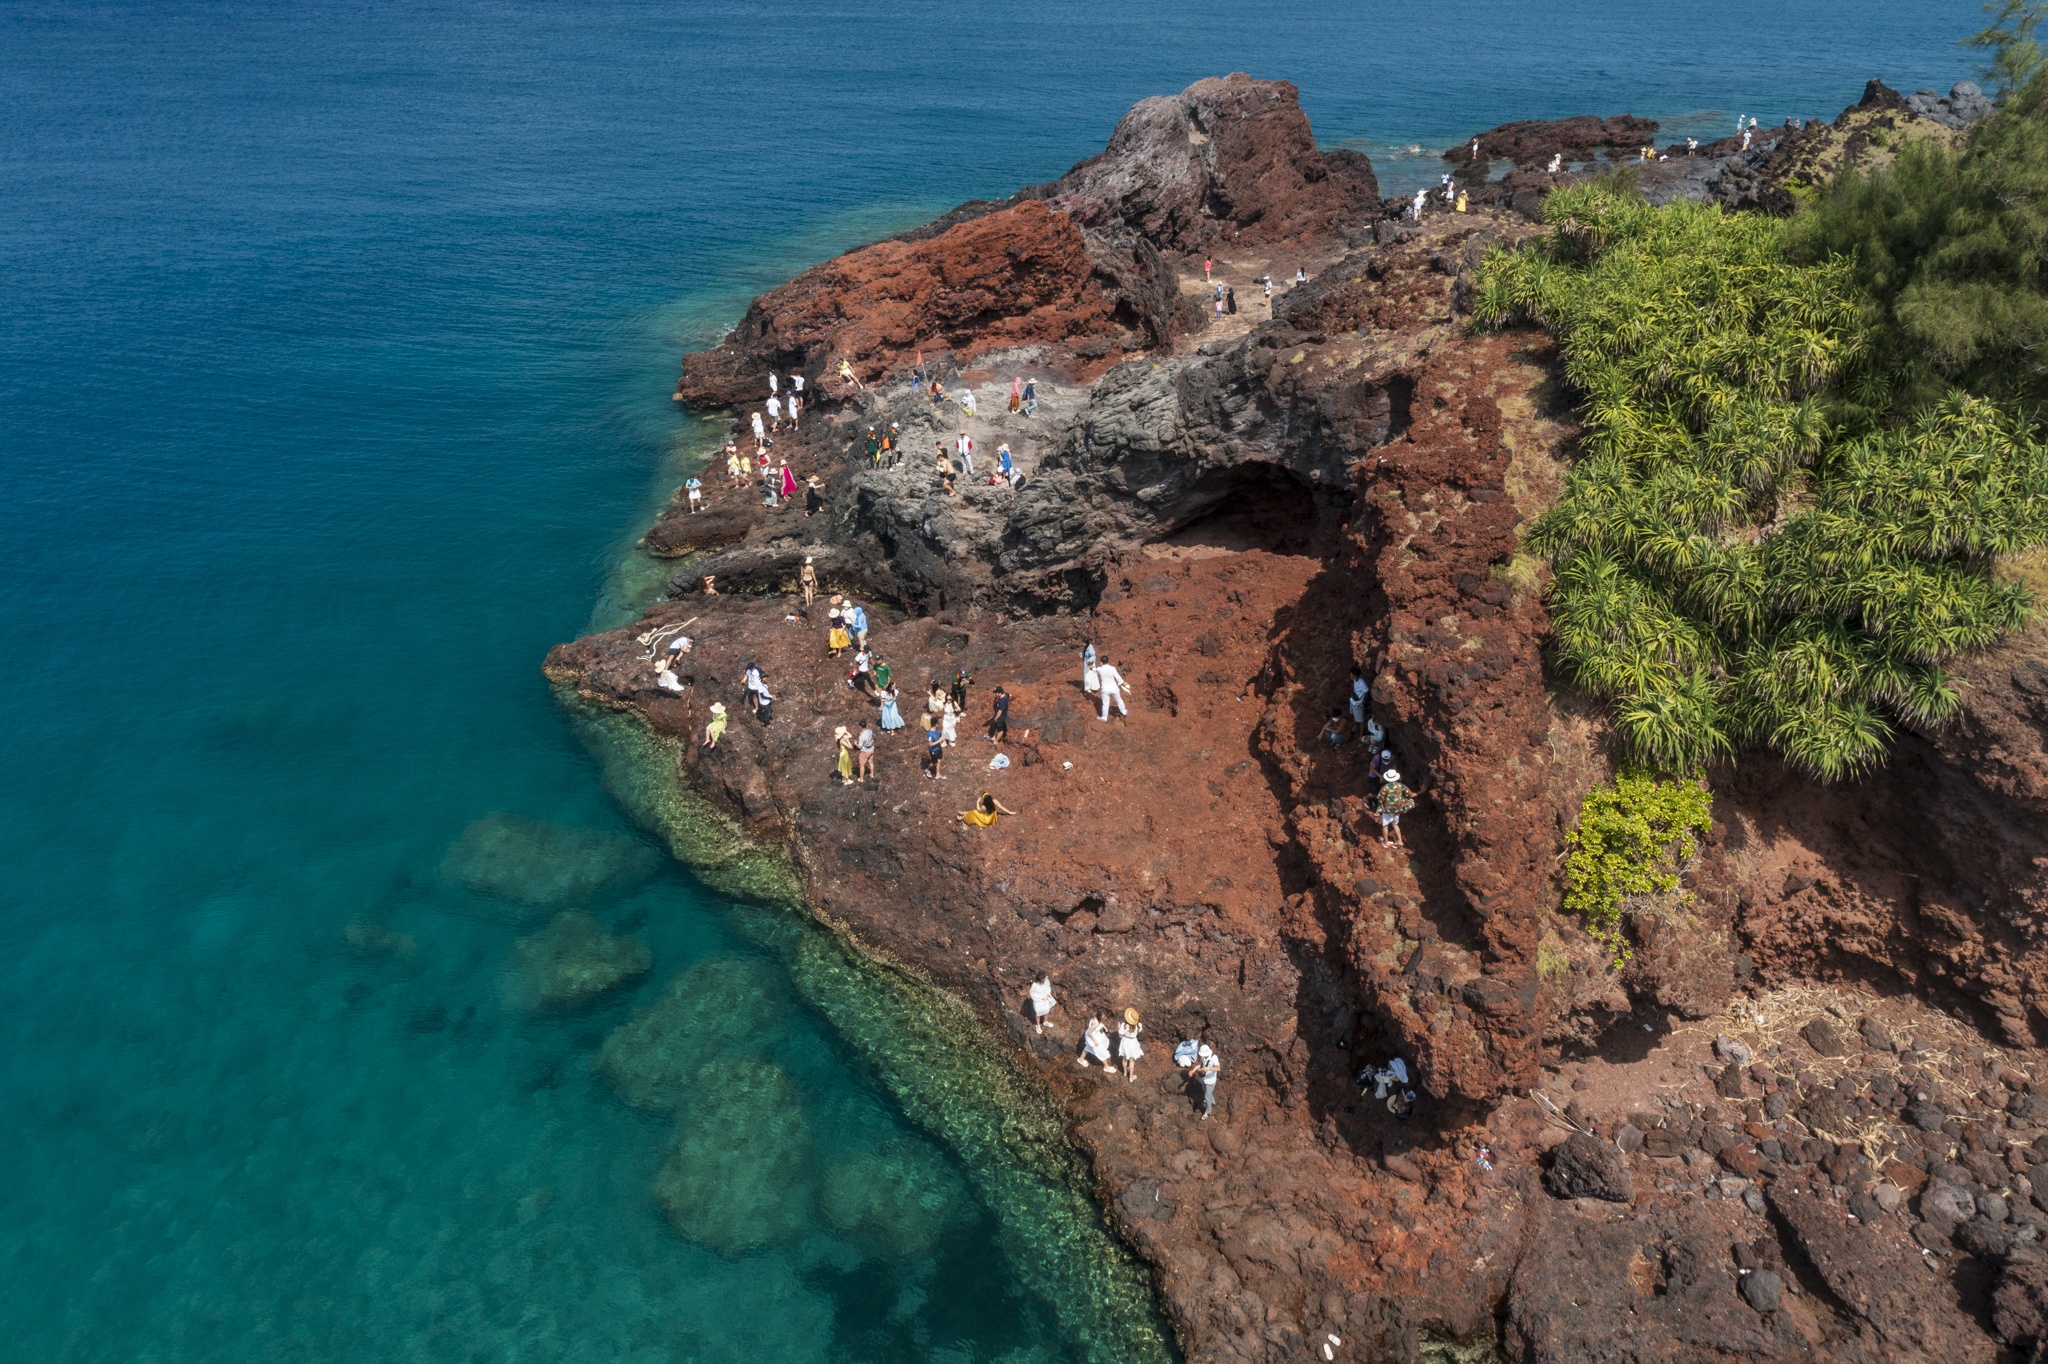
0 1 1984 1358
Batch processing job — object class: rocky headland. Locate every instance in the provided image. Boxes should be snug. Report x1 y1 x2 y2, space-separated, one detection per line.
549 73 2048 1362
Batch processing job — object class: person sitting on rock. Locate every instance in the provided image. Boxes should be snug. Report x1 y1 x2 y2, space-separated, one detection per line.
838 356 863 392
958 791 1016 828
1318 711 1348 746
703 701 727 749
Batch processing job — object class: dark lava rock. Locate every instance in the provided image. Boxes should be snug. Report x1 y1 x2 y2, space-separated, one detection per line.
1446 113 1660 168
1715 1063 1747 1099
1740 1268 1783 1312
1957 1216 2018 1263
1923 1180 1979 1227
1764 1090 1791 1119
1546 1132 1634 1202
1908 1102 1948 1132
1801 1015 1849 1057
1849 1190 1885 1223
1770 1171 1991 1355
1860 1016 1896 1052
2012 1092 2048 1125
1615 1122 1644 1154
1995 1250 2048 1348
1504 1199 1778 1360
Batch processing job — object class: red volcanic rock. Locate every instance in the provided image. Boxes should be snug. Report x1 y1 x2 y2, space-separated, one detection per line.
677 200 1152 407
1043 72 1379 252
1446 114 1660 168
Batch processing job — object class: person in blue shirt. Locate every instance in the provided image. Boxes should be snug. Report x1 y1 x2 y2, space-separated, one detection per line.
848 602 868 650
685 476 703 513
997 444 1014 483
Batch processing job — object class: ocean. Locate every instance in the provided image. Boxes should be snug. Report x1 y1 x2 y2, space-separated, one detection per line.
0 1 1981 1359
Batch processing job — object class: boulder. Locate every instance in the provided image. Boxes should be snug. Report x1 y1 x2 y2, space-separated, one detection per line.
1995 1249 2048 1348
1800 1015 1849 1057
1445 113 1660 169
1739 1268 1783 1313
1545 1132 1634 1202
818 1135 971 1259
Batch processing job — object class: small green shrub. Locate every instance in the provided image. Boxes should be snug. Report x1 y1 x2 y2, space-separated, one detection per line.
1563 773 1714 963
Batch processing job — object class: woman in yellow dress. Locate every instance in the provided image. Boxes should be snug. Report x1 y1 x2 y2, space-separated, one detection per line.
834 726 856 785
959 792 1017 827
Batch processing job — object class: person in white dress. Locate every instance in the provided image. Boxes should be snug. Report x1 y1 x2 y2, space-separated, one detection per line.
1117 1008 1144 1082
1078 1016 1113 1069
1028 974 1056 1034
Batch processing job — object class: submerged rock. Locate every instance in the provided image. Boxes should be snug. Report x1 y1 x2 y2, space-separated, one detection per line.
819 1135 972 1260
596 955 789 1111
343 921 416 958
653 1057 813 1255
503 911 649 1010
441 813 659 911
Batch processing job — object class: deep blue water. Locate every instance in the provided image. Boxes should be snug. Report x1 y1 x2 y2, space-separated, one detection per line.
1 1 1982 1359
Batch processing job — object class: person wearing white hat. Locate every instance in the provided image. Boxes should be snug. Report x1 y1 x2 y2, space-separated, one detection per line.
1186 1043 1221 1119
833 725 855 786
1378 768 1415 848
703 701 727 749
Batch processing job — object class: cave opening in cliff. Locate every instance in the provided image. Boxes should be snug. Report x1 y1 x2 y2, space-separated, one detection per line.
1150 465 1350 558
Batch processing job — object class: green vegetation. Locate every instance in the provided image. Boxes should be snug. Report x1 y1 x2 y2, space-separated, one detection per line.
1967 0 2047 97
1472 90 2048 776
1562 773 1715 963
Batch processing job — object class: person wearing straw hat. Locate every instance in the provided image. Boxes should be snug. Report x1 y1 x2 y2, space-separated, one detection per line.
1377 768 1415 848
833 726 855 786
703 702 727 750
1078 1015 1113 1070
1027 971 1056 1034
1116 1008 1145 1082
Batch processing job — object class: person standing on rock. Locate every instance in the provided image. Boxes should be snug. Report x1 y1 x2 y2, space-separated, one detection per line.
878 680 904 734
949 668 971 715
804 477 824 517
751 410 766 446
755 677 774 726
1078 1016 1113 1070
1010 376 1022 413
1295 266 1306 287
1187 1043 1220 1119
856 724 876 784
767 394 782 430
799 557 818 608
1028 972 1057 1034
1203 256 1213 282
924 718 946 780
940 694 960 748
1377 767 1415 848
985 686 1010 744
1263 276 1273 305
996 443 1014 484
1023 378 1037 418
1117 1008 1145 1082
927 678 948 723
848 600 868 650
1409 188 1426 220
1093 656 1129 722
787 392 801 430
1081 639 1099 693
1547 152 1562 174
956 432 975 477
834 726 856 786
685 476 703 514
792 372 803 401
743 662 764 713
779 461 798 504
1226 285 1237 315
1348 666 1370 728
768 372 778 397
703 701 727 750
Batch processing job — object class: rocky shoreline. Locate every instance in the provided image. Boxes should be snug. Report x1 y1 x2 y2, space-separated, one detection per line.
549 74 2048 1362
